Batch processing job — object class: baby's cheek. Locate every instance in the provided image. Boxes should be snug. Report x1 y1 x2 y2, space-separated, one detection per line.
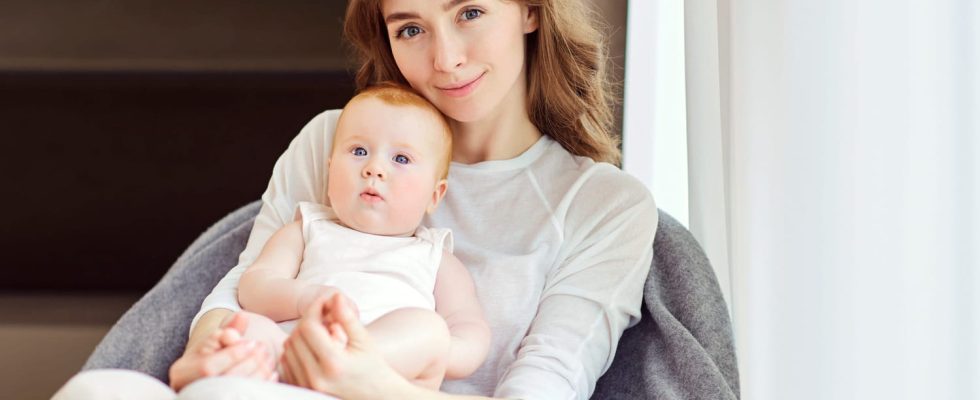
391 179 432 218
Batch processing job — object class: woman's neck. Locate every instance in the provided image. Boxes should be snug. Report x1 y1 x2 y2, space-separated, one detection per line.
448 75 542 164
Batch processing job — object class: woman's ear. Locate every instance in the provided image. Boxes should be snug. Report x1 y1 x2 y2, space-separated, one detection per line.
523 5 539 34
427 179 449 214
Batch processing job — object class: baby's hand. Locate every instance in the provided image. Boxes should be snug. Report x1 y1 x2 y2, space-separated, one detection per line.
298 285 360 321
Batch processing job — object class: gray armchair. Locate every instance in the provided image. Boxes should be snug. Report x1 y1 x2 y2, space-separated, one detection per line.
83 201 739 399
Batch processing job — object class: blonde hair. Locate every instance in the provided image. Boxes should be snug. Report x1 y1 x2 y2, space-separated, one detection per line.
343 0 620 165
338 82 453 179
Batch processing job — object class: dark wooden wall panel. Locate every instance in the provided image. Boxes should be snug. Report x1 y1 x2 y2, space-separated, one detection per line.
0 72 355 291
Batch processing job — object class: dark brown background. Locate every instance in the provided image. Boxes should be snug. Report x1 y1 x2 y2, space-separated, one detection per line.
0 0 626 293
0 1 355 292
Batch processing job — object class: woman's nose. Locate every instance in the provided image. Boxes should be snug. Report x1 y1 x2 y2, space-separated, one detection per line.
432 31 466 72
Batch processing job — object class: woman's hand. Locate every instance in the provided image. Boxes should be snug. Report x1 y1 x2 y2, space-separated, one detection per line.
281 293 408 399
168 312 277 391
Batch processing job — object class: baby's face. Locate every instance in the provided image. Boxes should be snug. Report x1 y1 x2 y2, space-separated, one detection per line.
327 97 448 236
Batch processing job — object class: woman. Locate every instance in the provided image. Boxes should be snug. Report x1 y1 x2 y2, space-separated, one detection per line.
56 0 657 399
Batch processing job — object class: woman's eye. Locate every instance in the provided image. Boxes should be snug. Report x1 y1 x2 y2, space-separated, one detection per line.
393 154 410 165
352 147 368 156
461 9 483 21
397 25 423 39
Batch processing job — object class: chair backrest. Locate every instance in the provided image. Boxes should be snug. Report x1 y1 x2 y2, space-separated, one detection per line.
592 210 740 400
84 204 740 399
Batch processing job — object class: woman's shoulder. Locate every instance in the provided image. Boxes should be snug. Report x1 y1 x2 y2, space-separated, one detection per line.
575 162 657 212
536 141 655 210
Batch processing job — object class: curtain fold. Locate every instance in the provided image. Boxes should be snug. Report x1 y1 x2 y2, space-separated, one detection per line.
684 0 733 308
685 0 979 398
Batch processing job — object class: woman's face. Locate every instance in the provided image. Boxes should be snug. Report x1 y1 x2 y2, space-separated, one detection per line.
381 0 538 123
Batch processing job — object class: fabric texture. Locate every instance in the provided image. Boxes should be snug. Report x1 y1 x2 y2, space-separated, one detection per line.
592 211 740 400
81 201 260 376
290 201 449 326
192 110 660 400
82 202 739 399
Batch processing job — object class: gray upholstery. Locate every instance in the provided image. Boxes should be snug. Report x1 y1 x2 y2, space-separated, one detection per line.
83 201 740 399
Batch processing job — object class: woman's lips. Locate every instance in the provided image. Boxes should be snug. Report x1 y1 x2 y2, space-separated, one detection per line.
438 72 485 98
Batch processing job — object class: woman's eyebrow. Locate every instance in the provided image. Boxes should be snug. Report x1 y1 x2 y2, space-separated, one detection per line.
384 11 418 25
384 0 473 24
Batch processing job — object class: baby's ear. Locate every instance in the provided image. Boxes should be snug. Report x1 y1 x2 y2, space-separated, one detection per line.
427 179 449 214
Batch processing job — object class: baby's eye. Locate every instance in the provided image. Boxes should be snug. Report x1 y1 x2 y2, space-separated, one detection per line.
460 8 483 21
352 147 368 156
397 25 423 39
393 154 410 165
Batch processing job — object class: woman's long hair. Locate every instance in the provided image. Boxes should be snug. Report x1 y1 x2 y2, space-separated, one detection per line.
343 0 620 164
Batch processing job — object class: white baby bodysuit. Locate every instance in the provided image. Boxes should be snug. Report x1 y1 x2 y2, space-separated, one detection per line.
283 201 452 328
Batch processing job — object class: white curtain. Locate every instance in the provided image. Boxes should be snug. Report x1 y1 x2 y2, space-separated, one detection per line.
683 0 980 399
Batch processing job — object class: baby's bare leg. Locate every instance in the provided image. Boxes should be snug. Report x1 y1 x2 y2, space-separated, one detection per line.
365 308 451 390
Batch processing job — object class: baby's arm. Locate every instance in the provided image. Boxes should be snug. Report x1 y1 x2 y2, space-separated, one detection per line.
433 252 492 379
239 220 340 321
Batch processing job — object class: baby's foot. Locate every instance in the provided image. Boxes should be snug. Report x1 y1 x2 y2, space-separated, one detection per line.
198 312 248 355
236 311 288 360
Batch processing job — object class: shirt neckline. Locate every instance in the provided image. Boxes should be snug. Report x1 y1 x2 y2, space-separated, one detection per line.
448 135 552 172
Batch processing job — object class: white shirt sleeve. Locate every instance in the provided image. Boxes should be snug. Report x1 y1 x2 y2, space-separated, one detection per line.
190 109 341 331
493 166 658 400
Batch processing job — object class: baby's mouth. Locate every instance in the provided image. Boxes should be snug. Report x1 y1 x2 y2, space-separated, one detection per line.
360 188 384 203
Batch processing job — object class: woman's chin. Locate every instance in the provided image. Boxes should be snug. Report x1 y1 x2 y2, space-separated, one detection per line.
439 102 491 124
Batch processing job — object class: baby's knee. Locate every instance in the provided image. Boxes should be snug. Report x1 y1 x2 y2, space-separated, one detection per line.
52 369 173 400
404 308 451 348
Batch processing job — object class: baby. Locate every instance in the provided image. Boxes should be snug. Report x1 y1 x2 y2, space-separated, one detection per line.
227 83 490 389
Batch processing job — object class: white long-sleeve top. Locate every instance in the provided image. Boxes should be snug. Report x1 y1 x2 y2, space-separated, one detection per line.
192 109 658 400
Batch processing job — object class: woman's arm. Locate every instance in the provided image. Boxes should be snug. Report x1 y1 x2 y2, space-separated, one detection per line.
433 252 491 379
493 169 658 399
